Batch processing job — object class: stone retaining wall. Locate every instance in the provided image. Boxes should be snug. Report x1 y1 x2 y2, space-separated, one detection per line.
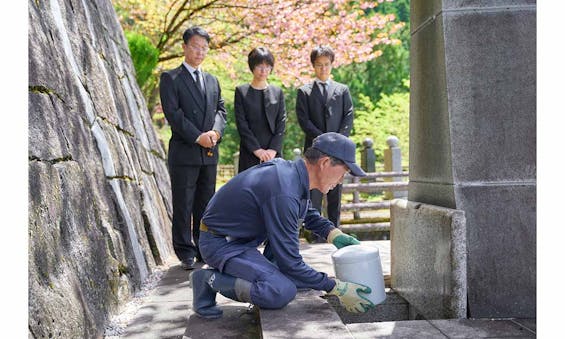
28 0 173 337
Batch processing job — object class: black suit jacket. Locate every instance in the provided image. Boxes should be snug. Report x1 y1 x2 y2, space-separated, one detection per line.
296 80 353 150
234 84 286 170
160 65 227 166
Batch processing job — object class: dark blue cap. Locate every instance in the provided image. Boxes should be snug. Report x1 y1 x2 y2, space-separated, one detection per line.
311 132 366 177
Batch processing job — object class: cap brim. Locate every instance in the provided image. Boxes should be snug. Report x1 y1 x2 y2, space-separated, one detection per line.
345 161 366 177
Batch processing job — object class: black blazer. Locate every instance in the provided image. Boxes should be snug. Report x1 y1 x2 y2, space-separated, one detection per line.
296 80 353 150
234 84 286 171
160 65 227 166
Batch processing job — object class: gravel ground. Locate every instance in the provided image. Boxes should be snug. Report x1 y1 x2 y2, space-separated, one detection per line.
103 265 169 338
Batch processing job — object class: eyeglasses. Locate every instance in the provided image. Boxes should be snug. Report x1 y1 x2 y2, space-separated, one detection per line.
255 65 272 72
314 62 332 69
187 44 209 53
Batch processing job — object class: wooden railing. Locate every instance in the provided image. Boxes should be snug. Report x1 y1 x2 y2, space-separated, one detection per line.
342 171 409 209
217 164 236 178
340 170 409 239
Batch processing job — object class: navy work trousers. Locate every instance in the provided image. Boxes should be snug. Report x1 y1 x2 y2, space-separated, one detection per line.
199 231 297 309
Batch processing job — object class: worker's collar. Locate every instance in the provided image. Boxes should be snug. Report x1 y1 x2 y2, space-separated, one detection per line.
295 159 310 202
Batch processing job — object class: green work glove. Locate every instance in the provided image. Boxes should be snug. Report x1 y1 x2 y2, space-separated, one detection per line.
327 228 360 249
327 279 375 313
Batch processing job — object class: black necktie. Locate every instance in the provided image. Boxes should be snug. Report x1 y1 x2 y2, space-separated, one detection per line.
320 82 328 102
194 70 204 96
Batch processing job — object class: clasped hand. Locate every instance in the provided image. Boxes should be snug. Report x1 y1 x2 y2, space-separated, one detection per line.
253 148 277 163
197 130 218 148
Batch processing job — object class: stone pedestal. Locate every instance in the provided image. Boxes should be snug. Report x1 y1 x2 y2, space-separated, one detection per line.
408 0 536 318
233 151 239 175
391 200 467 319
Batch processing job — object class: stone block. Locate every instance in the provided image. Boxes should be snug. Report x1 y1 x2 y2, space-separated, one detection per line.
409 1 536 189
347 320 447 338
443 0 536 10
409 181 456 209
457 185 536 318
409 0 536 319
429 319 535 338
411 0 442 31
444 8 536 183
391 200 466 319
409 12 454 187
511 318 536 333
411 0 536 31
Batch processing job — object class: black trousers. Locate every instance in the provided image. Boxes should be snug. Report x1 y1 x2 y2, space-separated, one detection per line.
310 184 343 227
169 164 216 262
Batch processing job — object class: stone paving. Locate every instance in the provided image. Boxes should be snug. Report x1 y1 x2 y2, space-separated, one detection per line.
112 241 536 338
118 262 259 338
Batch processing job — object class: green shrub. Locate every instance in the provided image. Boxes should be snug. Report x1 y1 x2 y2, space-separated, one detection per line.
352 87 409 164
125 31 159 88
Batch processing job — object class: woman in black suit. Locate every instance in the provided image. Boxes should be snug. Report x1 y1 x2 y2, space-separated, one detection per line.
234 47 287 173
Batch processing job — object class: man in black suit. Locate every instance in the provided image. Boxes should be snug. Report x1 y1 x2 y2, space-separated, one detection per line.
159 26 227 269
296 45 354 233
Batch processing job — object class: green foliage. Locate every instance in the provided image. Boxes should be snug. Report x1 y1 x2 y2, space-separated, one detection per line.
333 0 411 166
333 0 410 108
206 55 242 164
333 25 409 108
376 0 410 23
352 89 409 164
281 87 306 160
125 31 159 89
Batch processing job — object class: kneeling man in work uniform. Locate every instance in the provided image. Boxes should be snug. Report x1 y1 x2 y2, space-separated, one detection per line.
190 132 375 318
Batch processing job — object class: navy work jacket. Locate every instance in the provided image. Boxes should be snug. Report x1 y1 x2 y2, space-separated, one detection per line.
201 158 336 291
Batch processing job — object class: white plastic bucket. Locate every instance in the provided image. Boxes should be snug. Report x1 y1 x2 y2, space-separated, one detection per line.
331 244 386 305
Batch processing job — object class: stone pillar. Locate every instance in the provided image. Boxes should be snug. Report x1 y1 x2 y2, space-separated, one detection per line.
233 151 239 175
293 148 302 161
360 137 376 173
384 136 406 199
409 0 536 318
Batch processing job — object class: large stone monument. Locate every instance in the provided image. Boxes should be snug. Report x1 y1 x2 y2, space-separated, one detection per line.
398 0 536 319
28 0 174 337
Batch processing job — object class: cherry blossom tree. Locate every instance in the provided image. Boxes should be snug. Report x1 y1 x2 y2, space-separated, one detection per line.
114 0 404 86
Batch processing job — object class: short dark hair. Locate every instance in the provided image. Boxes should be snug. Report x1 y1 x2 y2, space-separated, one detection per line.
304 147 345 166
310 45 335 66
183 26 210 44
248 47 275 72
